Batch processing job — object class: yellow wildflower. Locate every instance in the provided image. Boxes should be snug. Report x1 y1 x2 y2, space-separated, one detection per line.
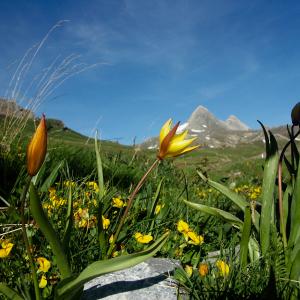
37 257 51 273
26 114 47 176
185 265 193 277
0 241 14 258
216 260 230 277
112 197 125 208
39 275 47 288
134 232 153 244
187 231 204 245
155 204 163 215
177 220 190 233
87 181 99 193
102 216 110 230
109 234 114 244
79 219 88 228
198 263 209 277
157 119 199 160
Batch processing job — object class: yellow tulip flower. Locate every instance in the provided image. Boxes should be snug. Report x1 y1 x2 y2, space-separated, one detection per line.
157 119 199 160
37 257 51 273
26 114 47 176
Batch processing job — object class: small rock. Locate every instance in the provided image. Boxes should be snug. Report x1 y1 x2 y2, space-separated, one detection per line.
81 258 187 300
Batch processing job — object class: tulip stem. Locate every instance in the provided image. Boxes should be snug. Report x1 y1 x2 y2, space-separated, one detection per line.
107 158 160 257
20 176 41 300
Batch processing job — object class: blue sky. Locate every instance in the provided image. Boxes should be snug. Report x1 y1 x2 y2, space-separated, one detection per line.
1 1 300 144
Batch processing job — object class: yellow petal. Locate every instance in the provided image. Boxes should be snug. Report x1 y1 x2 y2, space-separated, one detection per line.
170 130 188 144
26 115 47 176
39 275 47 288
37 257 51 273
159 119 172 145
177 220 189 233
167 138 197 155
165 145 200 158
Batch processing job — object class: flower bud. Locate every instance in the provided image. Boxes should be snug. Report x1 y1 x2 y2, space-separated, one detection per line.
26 114 47 176
291 102 300 125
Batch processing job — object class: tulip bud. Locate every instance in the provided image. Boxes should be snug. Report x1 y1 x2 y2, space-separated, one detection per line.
26 114 47 176
291 102 300 126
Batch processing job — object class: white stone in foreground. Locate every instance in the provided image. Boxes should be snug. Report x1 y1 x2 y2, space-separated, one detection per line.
81 258 186 300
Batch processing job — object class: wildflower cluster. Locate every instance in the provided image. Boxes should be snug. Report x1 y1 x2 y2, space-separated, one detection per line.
234 184 262 200
177 220 204 245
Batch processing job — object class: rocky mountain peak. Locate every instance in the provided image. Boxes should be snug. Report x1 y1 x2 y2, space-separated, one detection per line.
225 115 250 131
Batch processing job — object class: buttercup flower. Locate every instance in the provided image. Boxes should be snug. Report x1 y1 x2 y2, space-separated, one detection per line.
157 119 199 160
26 114 47 176
0 240 14 258
155 204 163 215
198 263 209 277
112 197 125 208
37 257 51 273
177 220 190 233
39 275 47 288
187 231 204 245
102 216 110 230
134 232 153 244
185 265 193 277
216 260 230 277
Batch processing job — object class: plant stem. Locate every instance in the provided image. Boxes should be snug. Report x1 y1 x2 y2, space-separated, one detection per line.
107 158 160 257
20 176 41 300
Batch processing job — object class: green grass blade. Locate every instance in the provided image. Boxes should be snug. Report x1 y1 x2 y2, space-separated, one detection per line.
40 160 64 193
62 185 73 252
183 199 243 230
240 206 252 268
0 283 24 300
29 183 72 279
94 132 104 199
55 232 169 299
259 131 278 256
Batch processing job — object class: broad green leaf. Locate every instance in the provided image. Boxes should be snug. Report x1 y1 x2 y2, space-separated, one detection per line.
248 237 260 262
259 130 278 256
30 183 72 279
283 184 292 234
240 206 252 268
40 160 64 193
197 171 260 230
183 199 243 230
289 156 300 247
55 232 169 300
0 283 24 300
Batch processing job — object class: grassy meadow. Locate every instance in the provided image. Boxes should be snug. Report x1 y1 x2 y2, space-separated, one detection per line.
1 113 300 299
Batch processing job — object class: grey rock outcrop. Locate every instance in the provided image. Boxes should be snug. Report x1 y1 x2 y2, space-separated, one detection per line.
81 258 186 300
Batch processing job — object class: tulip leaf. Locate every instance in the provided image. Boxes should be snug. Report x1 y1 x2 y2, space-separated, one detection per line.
63 185 73 252
40 160 64 193
259 130 278 256
183 199 243 230
0 283 24 300
197 171 261 230
240 206 252 268
54 232 169 300
29 183 72 279
95 132 104 199
289 156 300 247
